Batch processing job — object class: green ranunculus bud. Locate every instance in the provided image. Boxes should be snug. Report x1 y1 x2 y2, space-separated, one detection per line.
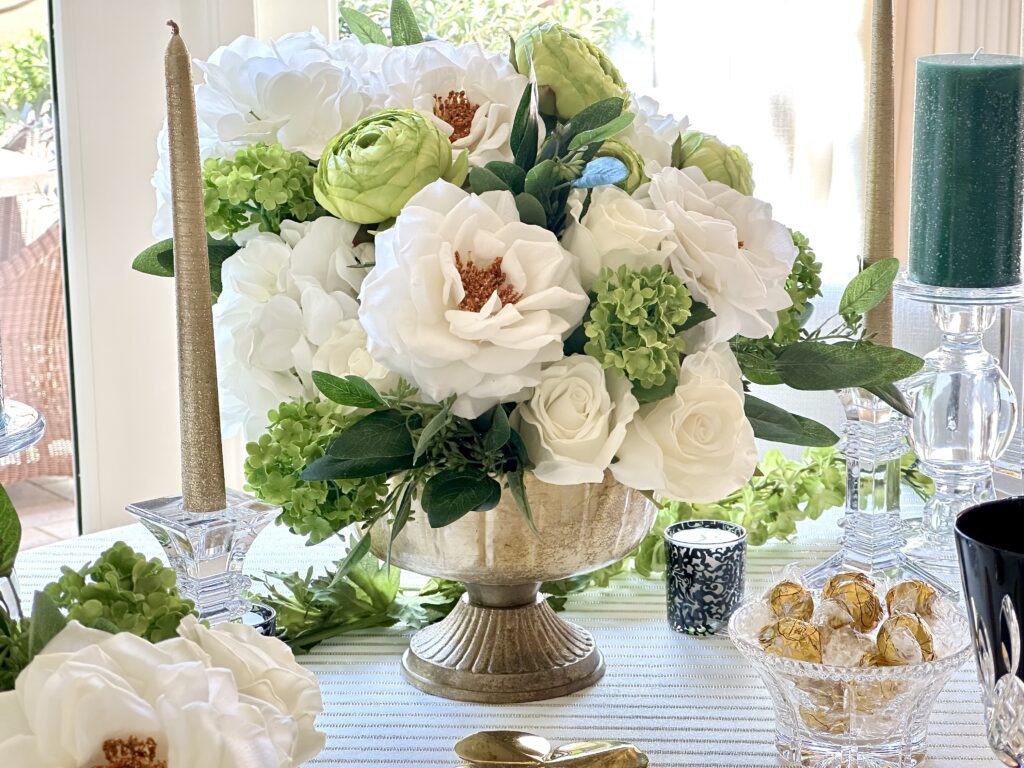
514 23 627 119
597 139 646 194
314 109 469 224
676 130 755 196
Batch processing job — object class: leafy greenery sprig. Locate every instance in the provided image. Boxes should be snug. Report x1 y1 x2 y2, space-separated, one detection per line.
299 373 535 561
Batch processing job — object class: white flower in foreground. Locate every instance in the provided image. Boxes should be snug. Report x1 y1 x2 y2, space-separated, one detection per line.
359 180 589 418
638 166 797 342
513 355 638 485
214 217 373 439
311 317 400 395
611 351 757 502
679 342 745 394
561 186 679 290
376 41 528 165
0 620 324 768
619 94 689 172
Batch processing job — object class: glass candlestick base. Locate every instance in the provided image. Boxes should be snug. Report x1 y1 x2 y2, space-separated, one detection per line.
0 400 45 458
895 275 1019 588
126 488 279 624
803 388 948 594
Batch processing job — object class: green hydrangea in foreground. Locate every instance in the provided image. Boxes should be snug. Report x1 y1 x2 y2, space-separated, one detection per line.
203 142 323 236
245 399 388 545
584 264 692 390
44 541 196 642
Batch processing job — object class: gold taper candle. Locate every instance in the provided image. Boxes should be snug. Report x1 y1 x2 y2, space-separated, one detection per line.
862 0 895 346
165 20 226 513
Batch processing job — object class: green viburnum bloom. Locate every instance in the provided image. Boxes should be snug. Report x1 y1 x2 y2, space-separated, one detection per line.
596 139 645 193
315 109 469 224
245 399 388 545
676 130 755 195
43 541 196 642
203 142 324 236
514 22 627 119
584 264 692 389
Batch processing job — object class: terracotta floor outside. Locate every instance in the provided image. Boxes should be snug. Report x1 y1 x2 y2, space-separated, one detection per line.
7 476 78 552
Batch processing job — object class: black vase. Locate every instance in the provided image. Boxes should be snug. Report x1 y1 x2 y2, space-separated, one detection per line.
955 496 1024 766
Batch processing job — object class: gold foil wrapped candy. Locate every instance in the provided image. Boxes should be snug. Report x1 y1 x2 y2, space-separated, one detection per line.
885 580 938 618
758 618 823 663
766 580 814 621
822 571 876 598
876 613 935 665
825 581 882 633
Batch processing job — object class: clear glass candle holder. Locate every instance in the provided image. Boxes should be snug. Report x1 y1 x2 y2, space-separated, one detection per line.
729 600 971 768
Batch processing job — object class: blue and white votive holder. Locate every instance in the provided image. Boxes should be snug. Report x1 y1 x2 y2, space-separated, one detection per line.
664 520 747 635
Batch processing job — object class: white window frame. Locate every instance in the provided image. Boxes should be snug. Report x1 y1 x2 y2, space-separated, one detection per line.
52 0 336 531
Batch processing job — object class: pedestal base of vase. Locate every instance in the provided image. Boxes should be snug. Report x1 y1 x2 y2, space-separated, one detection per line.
402 584 603 703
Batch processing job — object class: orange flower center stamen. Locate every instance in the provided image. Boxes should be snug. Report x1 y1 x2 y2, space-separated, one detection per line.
433 90 479 142
93 737 166 768
455 251 523 313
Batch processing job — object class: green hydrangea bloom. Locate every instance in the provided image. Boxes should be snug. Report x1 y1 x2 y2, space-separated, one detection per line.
584 265 692 389
315 109 469 224
245 399 388 545
43 541 196 642
203 143 324 236
773 230 823 345
515 22 627 119
676 130 755 196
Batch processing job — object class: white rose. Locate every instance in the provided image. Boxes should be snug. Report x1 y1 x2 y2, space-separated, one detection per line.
376 41 527 165
512 355 639 484
561 186 678 290
359 180 589 418
679 342 744 394
611 355 757 502
637 166 797 342
175 616 323 765
0 621 324 768
619 94 690 172
310 317 400 396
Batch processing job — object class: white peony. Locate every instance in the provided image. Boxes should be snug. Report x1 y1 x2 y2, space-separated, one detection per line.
561 185 679 289
359 180 589 418
513 355 638 485
638 166 797 343
611 351 757 502
619 94 689 172
310 317 399 396
0 620 324 768
375 41 528 165
214 217 374 439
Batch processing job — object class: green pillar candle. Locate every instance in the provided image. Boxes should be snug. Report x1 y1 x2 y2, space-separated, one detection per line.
908 53 1024 289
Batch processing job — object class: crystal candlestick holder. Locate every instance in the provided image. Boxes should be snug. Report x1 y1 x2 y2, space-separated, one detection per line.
126 489 279 625
804 388 948 593
0 340 44 457
894 275 1020 585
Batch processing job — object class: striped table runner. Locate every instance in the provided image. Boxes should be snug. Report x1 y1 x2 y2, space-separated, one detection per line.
16 511 993 767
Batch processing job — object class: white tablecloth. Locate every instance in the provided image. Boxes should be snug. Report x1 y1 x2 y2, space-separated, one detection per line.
16 511 994 767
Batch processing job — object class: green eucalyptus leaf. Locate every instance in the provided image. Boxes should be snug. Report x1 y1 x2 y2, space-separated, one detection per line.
775 341 923 391
468 166 510 194
483 405 511 452
563 97 625 141
414 404 451 463
567 111 635 152
744 395 802 442
512 84 538 171
329 533 373 586
0 485 20 578
679 301 714 331
312 371 387 410
389 0 423 45
388 483 415 565
840 257 900 316
792 415 841 447
28 591 67 656
866 382 914 418
524 160 559 209
339 7 388 44
421 470 502 528
514 193 547 227
484 161 527 194
327 410 416 460
507 470 537 534
131 237 239 300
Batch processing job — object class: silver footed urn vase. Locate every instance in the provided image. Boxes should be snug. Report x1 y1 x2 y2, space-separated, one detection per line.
371 472 655 703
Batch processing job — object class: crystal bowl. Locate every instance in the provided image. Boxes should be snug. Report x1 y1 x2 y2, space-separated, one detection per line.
729 599 972 768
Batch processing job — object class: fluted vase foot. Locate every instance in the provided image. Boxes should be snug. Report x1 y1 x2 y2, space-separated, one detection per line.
402 583 604 703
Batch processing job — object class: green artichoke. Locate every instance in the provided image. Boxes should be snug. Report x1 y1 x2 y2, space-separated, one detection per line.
514 23 627 119
675 130 755 195
597 139 646 193
315 109 469 224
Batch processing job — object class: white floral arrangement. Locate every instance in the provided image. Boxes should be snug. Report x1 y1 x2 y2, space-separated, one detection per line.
0 616 323 767
136 2 917 539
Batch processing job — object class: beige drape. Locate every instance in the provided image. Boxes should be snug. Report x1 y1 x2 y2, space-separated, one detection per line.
890 0 1023 261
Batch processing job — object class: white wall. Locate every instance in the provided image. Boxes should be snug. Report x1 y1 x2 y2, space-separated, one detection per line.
53 0 334 531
